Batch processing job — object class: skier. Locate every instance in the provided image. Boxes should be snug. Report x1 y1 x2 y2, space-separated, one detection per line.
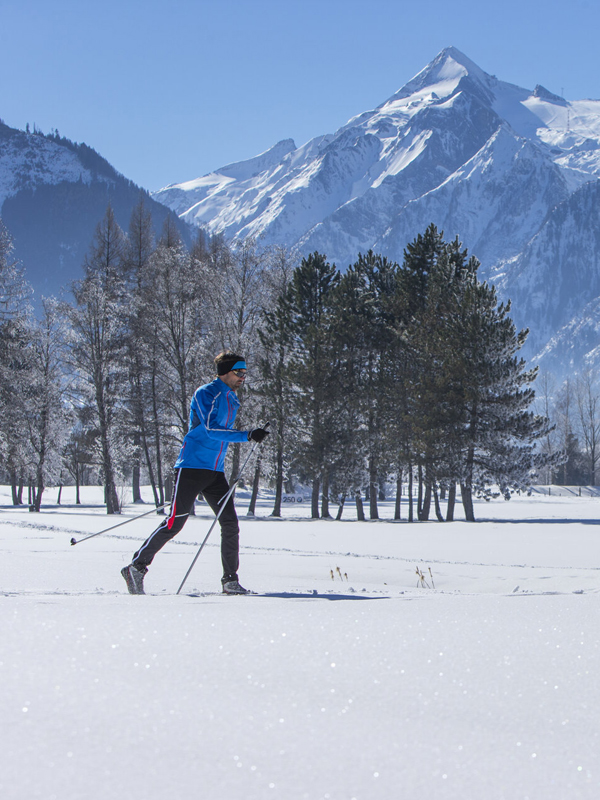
121 351 269 595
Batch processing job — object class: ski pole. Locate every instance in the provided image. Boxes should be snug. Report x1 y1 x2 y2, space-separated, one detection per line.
176 422 269 595
70 501 171 546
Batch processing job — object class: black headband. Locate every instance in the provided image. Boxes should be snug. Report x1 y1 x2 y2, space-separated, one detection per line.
216 354 246 375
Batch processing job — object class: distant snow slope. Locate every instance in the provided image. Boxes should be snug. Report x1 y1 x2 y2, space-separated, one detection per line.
0 125 94 207
0 123 188 300
153 47 600 375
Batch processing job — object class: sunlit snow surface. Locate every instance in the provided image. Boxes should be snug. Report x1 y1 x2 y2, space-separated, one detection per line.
2 485 600 799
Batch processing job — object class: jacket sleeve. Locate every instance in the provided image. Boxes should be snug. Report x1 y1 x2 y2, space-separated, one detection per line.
192 386 249 443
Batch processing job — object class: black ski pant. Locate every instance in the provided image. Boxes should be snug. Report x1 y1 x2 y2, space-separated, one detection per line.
132 468 240 582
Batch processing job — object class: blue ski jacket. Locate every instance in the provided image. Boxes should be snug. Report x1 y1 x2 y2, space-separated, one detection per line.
174 378 249 472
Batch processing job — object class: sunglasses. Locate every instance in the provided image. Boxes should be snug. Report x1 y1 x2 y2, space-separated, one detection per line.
231 369 247 378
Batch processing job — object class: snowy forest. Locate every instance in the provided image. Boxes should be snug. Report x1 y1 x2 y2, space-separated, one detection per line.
0 201 593 522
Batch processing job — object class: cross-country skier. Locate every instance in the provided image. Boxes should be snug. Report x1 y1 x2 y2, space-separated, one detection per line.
121 351 269 595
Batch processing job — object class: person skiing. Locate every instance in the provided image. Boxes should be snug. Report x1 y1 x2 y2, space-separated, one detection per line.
121 350 269 595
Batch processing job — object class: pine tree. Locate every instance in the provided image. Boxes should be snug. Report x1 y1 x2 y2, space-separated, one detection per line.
395 226 552 520
393 224 448 520
333 251 398 519
437 250 550 519
256 246 300 516
284 253 340 518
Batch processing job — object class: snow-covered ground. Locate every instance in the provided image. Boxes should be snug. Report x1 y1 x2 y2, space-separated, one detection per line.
2 485 600 799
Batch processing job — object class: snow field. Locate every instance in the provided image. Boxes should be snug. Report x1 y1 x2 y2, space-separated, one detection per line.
1 489 600 799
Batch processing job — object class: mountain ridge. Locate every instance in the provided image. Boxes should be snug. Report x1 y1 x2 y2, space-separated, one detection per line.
0 122 189 300
152 47 600 376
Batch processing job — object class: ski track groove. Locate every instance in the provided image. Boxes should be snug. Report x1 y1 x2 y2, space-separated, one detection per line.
3 519 600 573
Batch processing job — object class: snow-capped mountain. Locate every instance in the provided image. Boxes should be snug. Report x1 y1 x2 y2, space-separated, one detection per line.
0 122 188 298
494 179 600 357
153 47 600 375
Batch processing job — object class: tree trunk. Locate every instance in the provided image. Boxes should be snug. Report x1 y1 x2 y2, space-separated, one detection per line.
433 485 444 522
417 465 424 520
33 481 44 512
460 482 475 522
57 484 63 505
446 483 456 521
369 455 379 519
132 463 142 504
11 470 20 505
165 472 174 512
229 442 241 486
140 425 160 509
408 466 414 522
96 390 120 514
247 458 261 516
311 477 320 519
394 471 402 520
421 481 432 521
151 368 165 509
271 438 284 517
104 473 120 514
321 470 331 518
33 459 45 511
336 493 346 520
355 490 365 521
461 444 476 521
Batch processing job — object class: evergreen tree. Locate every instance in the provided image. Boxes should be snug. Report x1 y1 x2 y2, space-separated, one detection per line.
396 226 552 520
256 246 300 517
393 224 448 520
439 253 550 518
284 253 340 518
333 251 398 519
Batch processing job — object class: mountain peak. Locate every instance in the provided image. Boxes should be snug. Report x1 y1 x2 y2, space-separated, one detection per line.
151 48 600 379
383 46 491 106
217 138 296 181
532 84 567 105
429 46 488 77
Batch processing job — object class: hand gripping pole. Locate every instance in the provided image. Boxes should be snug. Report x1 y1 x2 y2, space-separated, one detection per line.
176 422 269 595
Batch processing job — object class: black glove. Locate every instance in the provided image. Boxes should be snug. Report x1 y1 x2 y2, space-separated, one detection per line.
248 427 270 443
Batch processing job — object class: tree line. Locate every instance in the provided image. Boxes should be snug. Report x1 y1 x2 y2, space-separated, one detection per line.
0 204 564 521
534 370 600 487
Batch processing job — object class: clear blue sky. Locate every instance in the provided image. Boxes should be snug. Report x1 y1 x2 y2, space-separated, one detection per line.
1 0 598 192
